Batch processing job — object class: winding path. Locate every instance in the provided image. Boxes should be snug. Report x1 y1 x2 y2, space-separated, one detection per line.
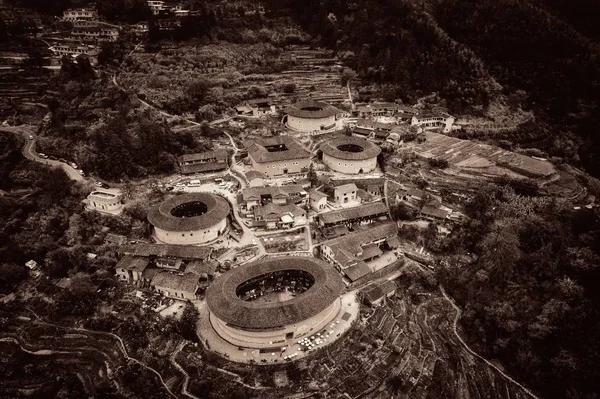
0 125 85 181
439 287 539 399
169 342 199 399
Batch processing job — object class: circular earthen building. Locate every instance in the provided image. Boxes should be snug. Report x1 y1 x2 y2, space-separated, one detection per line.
147 193 229 245
284 101 342 133
320 136 381 174
206 257 344 349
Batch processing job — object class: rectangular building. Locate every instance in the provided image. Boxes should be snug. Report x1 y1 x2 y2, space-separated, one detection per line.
317 201 388 228
362 280 397 306
309 190 328 211
252 203 306 229
177 149 229 175
411 112 455 133
244 137 311 178
334 183 358 205
115 256 150 285
63 8 98 22
239 184 307 211
245 98 276 117
151 271 198 300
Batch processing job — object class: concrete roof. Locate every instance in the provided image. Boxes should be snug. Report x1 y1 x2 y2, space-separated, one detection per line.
206 257 343 329
335 183 358 195
147 193 230 232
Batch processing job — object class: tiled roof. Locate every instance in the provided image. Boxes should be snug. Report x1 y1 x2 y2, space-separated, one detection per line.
320 136 381 161
362 280 397 303
151 271 198 294
310 190 328 201
120 244 212 260
241 185 304 202
358 244 383 261
246 98 274 107
178 149 228 164
244 136 311 163
184 260 217 276
253 203 304 219
180 161 228 174
284 101 342 119
420 205 449 219
206 257 344 329
319 202 388 225
415 112 453 120
356 119 394 130
147 193 230 232
375 130 390 139
322 222 398 268
343 262 371 282
116 255 149 272
352 127 372 136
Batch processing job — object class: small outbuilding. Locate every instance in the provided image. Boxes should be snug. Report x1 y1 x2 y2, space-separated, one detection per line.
309 190 328 211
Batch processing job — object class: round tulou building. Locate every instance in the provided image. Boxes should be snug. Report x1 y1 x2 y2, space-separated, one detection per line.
206 256 344 349
320 136 381 174
284 100 342 133
147 192 230 245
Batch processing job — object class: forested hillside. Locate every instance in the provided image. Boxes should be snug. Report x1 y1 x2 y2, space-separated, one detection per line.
437 185 600 398
36 58 209 180
265 0 600 178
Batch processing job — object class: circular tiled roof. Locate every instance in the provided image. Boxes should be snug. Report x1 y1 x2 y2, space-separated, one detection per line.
284 101 342 119
147 193 230 232
206 257 343 329
320 136 381 161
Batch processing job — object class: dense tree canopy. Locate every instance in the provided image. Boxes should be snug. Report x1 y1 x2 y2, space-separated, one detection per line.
438 184 600 398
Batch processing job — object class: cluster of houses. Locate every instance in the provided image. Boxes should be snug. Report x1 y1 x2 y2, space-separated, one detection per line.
238 185 308 229
90 96 464 299
114 243 216 300
46 6 120 65
147 1 191 17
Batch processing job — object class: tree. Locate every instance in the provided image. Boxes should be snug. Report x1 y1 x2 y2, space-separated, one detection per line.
308 163 318 187
187 79 211 101
390 204 415 221
178 301 200 341
478 223 521 282
283 83 296 93
0 263 28 294
340 67 356 87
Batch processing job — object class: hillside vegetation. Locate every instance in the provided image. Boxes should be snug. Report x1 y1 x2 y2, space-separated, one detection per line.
266 0 600 178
